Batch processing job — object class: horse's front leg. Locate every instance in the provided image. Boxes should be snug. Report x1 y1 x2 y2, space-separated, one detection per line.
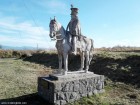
63 52 68 75
58 53 62 74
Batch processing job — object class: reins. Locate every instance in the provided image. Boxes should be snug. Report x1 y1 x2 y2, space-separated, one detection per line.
51 23 65 41
51 33 64 41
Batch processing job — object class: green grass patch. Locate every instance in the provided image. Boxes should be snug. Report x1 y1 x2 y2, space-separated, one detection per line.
0 58 51 99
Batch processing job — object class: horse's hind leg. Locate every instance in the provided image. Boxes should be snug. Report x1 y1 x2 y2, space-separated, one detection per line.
89 52 93 65
63 52 68 75
80 51 84 71
85 51 90 73
58 53 62 73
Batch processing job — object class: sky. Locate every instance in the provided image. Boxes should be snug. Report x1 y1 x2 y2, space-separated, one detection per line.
0 0 140 48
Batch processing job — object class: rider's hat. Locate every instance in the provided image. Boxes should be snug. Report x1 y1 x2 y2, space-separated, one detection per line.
70 4 78 15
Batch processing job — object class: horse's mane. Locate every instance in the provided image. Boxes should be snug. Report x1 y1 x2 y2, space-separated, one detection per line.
56 21 70 41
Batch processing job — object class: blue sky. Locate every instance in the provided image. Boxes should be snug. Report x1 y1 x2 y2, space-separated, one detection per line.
0 0 140 48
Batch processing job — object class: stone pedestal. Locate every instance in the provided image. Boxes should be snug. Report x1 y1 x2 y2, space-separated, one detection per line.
38 71 105 105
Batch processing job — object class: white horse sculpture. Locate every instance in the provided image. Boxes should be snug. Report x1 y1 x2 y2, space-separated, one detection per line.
49 17 94 75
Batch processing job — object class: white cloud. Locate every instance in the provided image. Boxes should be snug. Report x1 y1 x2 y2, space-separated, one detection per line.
93 23 140 48
94 37 140 48
47 1 66 8
0 17 55 48
32 0 68 15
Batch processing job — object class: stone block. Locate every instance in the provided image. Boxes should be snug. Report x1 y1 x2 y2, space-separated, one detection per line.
38 71 105 105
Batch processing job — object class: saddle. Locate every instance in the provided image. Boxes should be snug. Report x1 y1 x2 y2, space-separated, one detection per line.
66 31 86 41
66 31 87 51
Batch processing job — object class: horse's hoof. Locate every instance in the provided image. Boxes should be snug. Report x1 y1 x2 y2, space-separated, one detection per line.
71 51 77 55
57 69 62 74
78 69 83 71
85 70 88 73
63 71 67 75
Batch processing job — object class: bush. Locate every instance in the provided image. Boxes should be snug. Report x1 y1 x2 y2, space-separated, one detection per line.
0 50 40 58
0 50 13 58
0 45 2 49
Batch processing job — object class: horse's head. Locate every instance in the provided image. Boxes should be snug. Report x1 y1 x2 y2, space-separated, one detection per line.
49 17 60 39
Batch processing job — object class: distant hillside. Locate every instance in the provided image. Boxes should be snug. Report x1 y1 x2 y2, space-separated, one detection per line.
95 46 140 52
1 45 39 50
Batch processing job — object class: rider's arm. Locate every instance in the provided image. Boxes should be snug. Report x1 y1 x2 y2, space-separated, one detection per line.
66 22 70 31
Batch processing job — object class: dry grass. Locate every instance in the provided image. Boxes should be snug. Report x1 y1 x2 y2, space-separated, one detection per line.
0 58 52 99
0 50 140 105
95 46 140 52
0 49 51 58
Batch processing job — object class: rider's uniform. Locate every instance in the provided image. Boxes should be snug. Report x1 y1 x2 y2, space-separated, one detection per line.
66 6 81 55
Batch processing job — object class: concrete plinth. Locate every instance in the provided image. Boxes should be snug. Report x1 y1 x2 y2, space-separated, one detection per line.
38 71 105 105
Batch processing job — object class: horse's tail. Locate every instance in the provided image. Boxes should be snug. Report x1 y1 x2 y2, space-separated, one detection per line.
89 39 94 64
91 39 94 52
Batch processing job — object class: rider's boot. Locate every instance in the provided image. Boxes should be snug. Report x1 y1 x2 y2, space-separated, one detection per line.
72 46 77 55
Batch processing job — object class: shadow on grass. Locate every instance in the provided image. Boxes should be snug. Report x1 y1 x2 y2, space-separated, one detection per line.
24 53 140 87
89 55 140 87
0 93 53 105
23 53 81 71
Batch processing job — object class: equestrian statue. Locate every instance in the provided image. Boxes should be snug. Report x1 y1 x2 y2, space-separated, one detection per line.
49 5 94 75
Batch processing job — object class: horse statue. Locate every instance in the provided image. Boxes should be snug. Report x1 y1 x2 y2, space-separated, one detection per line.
49 17 94 75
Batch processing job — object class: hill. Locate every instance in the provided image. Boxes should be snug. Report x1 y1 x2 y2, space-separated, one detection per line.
0 45 42 50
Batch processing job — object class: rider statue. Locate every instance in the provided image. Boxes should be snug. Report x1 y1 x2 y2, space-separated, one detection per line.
66 5 81 55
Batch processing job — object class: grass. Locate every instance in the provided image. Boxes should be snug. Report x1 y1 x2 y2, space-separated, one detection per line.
0 51 140 105
68 82 140 105
0 58 52 99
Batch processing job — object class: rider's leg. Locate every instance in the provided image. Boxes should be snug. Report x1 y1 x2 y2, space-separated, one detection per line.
72 36 77 55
